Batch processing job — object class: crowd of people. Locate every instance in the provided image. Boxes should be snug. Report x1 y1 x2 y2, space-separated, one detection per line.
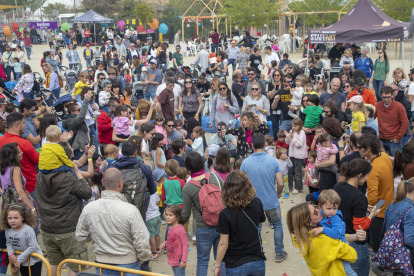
1 25 414 276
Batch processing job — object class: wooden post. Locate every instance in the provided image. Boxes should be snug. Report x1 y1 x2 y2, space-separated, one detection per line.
217 17 219 33
279 18 282 38
267 19 269 36
303 17 305 38
292 15 297 51
226 17 228 37
196 18 199 36
182 18 184 43
230 21 232 39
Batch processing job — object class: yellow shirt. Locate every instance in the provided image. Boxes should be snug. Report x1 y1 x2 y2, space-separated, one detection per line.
157 182 163 207
304 91 318 95
74 81 89 95
351 111 365 132
39 143 74 171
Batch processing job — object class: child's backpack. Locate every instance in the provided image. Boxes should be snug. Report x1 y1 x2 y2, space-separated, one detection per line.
188 172 224 226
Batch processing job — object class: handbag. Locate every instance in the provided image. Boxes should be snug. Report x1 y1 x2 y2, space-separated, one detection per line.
372 207 414 276
1 167 21 211
58 75 64 88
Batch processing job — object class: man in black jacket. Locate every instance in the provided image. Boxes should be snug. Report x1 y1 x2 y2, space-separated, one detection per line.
0 36 8 56
328 43 346 65
126 43 140 65
30 27 38 44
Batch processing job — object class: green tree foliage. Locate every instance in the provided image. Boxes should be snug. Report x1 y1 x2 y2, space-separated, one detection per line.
81 0 120 16
377 0 411 21
134 3 155 25
288 0 344 27
42 2 70 19
120 0 137 20
2 0 46 14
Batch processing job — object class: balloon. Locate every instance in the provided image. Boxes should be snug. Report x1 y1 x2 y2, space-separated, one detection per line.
19 27 25 32
136 25 145 33
117 20 126 31
187 24 190 28
159 23 168 35
179 16 182 19
198 23 201 26
235 25 238 30
12 22 19 33
149 18 159 30
61 22 69 32
258 32 261 36
3 26 11 36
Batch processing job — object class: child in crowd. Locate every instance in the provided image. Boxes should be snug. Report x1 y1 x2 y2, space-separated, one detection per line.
147 169 163 261
277 147 293 199
265 135 275 157
192 126 205 156
124 68 131 86
153 169 166 220
141 152 149 166
260 74 271 88
72 71 89 102
94 46 101 63
275 130 289 150
302 98 323 130
310 124 324 150
205 144 220 172
348 95 366 132
313 133 339 185
162 160 186 208
160 205 188 276
304 150 318 194
364 104 379 136
177 167 188 182
175 120 187 139
288 75 306 119
140 48 149 67
141 67 149 93
304 82 317 95
171 140 186 167
177 74 185 87
112 105 133 143
151 133 166 169
154 115 168 148
269 61 278 79
2 203 43 276
285 118 307 194
100 144 119 170
94 62 108 80
84 170 103 205
39 125 74 174
99 80 112 113
234 157 245 170
312 189 358 276
10 58 22 80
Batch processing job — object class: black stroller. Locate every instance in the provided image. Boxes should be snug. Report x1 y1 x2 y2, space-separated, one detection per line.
57 39 66 48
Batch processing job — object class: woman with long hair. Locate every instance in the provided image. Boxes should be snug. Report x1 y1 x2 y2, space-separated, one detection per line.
211 147 233 181
138 123 155 153
268 69 284 140
339 71 351 93
13 46 26 68
210 82 239 129
394 140 414 180
149 41 158 59
178 78 202 123
286 63 302 85
316 78 327 96
370 49 389 101
242 82 270 121
42 63 60 105
343 80 355 99
38 113 59 146
214 170 266 276
13 64 34 100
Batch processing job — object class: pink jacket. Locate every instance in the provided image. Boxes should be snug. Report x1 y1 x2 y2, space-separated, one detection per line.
316 143 338 163
166 224 189 266
285 130 307 159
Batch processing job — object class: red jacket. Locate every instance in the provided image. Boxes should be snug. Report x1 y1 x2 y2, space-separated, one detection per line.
374 99 409 141
209 32 219 44
0 133 39 193
97 112 115 145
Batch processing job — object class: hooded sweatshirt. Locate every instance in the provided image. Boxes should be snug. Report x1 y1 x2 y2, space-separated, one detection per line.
210 94 240 128
374 99 409 141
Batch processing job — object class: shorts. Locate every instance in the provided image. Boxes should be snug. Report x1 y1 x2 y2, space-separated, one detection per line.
41 230 88 271
145 216 161 238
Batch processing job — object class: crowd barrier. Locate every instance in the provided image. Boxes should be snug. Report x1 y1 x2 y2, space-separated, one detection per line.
1 249 52 276
57 259 169 276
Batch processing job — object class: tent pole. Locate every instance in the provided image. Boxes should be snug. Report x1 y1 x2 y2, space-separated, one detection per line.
411 37 413 69
306 42 309 74
402 41 404 69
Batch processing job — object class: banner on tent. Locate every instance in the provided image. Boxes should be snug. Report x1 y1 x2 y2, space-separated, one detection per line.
308 30 336 43
185 18 204 23
29 21 58 29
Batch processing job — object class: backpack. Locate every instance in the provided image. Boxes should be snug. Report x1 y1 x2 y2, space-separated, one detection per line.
372 207 414 276
189 172 225 226
32 73 41 93
120 163 149 220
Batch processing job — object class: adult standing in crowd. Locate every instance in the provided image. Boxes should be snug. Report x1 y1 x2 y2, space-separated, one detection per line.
370 49 389 101
210 82 239 129
2 45 13 81
76 168 151 272
242 82 269 122
179 78 202 123
231 72 244 109
353 47 374 80
194 44 209 73
66 44 81 70
393 140 414 181
157 78 176 120
97 97 121 154
144 59 162 102
13 64 35 99
347 77 376 106
43 63 61 105
374 86 409 157
172 45 183 69
225 40 240 73
13 46 26 68
115 38 127 57
357 134 394 254
241 134 286 262
268 69 284 140
126 43 140 65
407 68 414 120
36 141 91 276
209 29 220 53
272 74 294 131
391 82 412 124
319 78 346 112
23 33 32 60
174 30 181 47
264 46 280 74
248 48 265 75
238 31 257 48
30 26 38 44
328 43 346 65
0 36 8 56
156 70 181 114
240 67 266 98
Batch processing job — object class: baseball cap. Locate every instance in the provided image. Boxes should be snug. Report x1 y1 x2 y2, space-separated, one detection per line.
142 67 148 71
208 144 220 157
86 44 90 47
347 95 363 104
149 59 157 65
354 77 365 86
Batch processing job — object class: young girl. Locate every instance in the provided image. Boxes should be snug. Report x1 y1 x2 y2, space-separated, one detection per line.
162 160 186 208
285 118 307 194
288 75 306 119
154 115 168 148
313 133 339 185
160 205 188 276
94 61 109 80
175 120 187 139
112 105 133 143
112 83 124 105
348 95 366 132
140 48 149 67
211 147 233 181
192 126 205 156
2 203 43 276
84 170 103 205
269 60 278 78
124 68 131 86
151 133 166 170
304 150 318 194
99 80 112 113
276 147 292 199
304 82 317 95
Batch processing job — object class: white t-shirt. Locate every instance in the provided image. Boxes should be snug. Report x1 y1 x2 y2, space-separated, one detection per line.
156 83 181 112
407 82 414 111
142 139 147 152
129 120 137 136
265 52 280 67
146 192 161 221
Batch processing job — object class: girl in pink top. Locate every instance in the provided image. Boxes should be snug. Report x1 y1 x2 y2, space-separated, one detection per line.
154 115 168 146
112 105 133 140
212 147 233 181
160 205 189 276
313 133 339 185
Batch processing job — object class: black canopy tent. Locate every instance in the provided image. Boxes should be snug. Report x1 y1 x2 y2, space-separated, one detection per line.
68 10 115 45
307 0 412 68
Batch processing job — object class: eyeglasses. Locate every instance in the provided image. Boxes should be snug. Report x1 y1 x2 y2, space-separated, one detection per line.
167 124 174 127
217 128 223 131
323 110 330 114
344 85 350 88
251 88 259 91
219 87 226 91
247 73 255 76
74 109 81 112
378 51 383 54
303 100 309 103
185 81 192 84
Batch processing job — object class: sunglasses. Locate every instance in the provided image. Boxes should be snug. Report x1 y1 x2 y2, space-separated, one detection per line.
323 110 330 113
219 87 226 91
247 73 255 76
289 67 293 69
99 78 105 80
74 109 81 112
274 74 280 77
185 81 192 84
378 51 383 54
286 81 293 84
167 124 174 127
344 85 350 88
251 88 259 91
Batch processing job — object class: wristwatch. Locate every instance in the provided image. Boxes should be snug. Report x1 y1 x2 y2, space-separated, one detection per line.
339 147 344 151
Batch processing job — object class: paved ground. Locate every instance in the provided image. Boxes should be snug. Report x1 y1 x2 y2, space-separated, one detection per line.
7 40 413 276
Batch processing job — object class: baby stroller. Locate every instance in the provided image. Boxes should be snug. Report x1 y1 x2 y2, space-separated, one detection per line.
181 66 197 81
64 69 79 92
0 78 17 102
132 81 145 101
11 39 19 51
37 34 44 44
53 94 73 120
57 39 66 48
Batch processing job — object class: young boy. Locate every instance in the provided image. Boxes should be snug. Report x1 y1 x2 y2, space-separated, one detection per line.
311 124 324 150
312 189 357 276
162 160 186 208
276 148 292 199
94 46 102 63
275 130 289 150
171 139 186 167
94 61 108 80
10 58 22 80
152 168 166 222
100 144 119 171
39 125 74 174
147 169 163 261
265 135 275 157
83 44 93 67
141 152 149 166
72 71 89 102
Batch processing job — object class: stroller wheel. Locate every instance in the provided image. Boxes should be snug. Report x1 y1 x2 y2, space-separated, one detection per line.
65 84 69 92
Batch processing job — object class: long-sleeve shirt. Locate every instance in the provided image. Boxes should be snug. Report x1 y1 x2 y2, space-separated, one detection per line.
285 130 307 159
277 158 292 176
49 72 60 91
97 112 115 145
2 51 12 67
210 94 239 128
209 32 219 44
339 56 354 68
318 210 347 243
112 116 131 136
12 51 26 63
14 73 34 93
192 137 204 156
316 143 339 163
99 91 111 107
6 224 43 267
374 99 409 142
115 43 127 57
39 143 74 171
225 46 240 60
165 224 189 266
242 95 270 122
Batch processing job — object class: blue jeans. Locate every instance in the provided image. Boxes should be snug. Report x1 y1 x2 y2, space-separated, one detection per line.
86 58 92 67
86 37 90 44
372 79 384 102
202 98 210 116
89 124 99 150
269 113 282 141
226 260 265 276
227 59 237 73
46 87 61 106
24 90 34 99
196 227 226 276
81 37 86 46
6 66 14 81
380 139 400 157
14 72 21 80
290 38 297 53
279 119 292 132
171 266 185 276
96 261 140 276
144 92 156 102
211 43 219 53
349 242 370 276
259 206 284 255
25 46 32 58
343 260 358 276
32 35 38 44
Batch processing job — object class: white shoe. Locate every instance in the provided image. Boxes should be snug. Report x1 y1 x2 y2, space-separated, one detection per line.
161 221 166 225
192 235 196 243
292 189 299 194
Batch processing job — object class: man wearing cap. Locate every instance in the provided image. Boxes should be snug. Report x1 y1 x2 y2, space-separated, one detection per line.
328 43 345 65
347 77 376 106
115 38 127 57
83 44 94 68
172 46 183 70
144 59 162 102
319 78 346 112
264 46 280 74
194 44 209 73
225 41 240 73
374 86 409 157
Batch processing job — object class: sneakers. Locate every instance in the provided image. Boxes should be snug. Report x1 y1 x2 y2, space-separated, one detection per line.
269 222 274 229
283 193 290 199
192 235 196 244
292 189 299 194
151 253 158 261
275 251 288 262
157 248 163 255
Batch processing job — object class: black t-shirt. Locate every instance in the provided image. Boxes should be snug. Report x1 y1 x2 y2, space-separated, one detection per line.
275 89 293 121
319 171 337 192
196 82 211 98
340 152 366 193
268 82 281 111
216 197 266 268
172 155 185 167
249 55 262 70
333 181 368 244
232 80 243 108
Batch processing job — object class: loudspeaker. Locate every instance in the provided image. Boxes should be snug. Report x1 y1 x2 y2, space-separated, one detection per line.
137 33 156 43
329 67 341 81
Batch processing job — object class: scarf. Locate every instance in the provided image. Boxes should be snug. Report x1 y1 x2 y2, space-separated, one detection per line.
45 72 50 89
191 169 205 178
216 58 222 62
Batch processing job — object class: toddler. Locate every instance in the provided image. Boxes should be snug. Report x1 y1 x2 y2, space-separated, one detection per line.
112 105 133 143
154 115 168 147
93 46 101 63
84 170 103 205
99 80 113 113
348 95 366 132
100 144 119 170
260 74 271 87
177 167 189 183
288 75 305 119
141 152 149 166
94 62 109 80
313 133 339 185
151 133 167 170
174 120 187 139
312 190 357 276
72 71 89 102
124 68 131 85
269 60 278 78
275 130 289 150
147 168 163 261
152 168 166 220
304 150 318 193
276 148 293 199
265 135 275 157
304 82 317 95
39 125 74 174
192 126 205 156
10 58 22 80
